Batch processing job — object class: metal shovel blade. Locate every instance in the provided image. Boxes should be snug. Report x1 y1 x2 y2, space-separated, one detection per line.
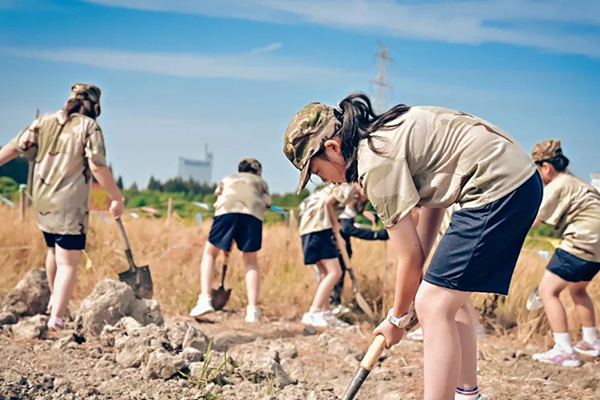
119 264 154 300
526 286 543 311
211 263 231 311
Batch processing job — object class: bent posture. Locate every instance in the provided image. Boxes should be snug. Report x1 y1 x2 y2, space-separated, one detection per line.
283 94 542 400
0 83 123 330
531 140 600 367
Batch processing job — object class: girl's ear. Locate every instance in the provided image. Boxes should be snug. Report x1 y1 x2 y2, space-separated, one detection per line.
324 139 341 154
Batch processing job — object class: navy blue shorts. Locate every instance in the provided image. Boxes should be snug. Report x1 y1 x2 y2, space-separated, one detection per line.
43 232 87 250
424 172 543 295
208 213 262 252
547 249 600 283
301 229 339 265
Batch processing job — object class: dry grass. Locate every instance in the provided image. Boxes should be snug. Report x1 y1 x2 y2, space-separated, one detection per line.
1 205 599 342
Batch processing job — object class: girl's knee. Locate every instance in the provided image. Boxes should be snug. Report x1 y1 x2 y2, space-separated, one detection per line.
539 281 562 300
569 284 589 299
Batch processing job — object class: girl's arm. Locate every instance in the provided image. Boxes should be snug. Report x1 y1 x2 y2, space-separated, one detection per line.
416 207 445 260
326 196 341 233
0 144 20 167
89 159 124 219
373 213 425 347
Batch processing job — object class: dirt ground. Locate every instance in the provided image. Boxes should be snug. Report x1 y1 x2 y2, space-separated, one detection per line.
1 309 599 400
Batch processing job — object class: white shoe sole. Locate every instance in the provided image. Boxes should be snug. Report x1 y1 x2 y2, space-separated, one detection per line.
301 316 327 328
574 347 600 357
190 308 215 318
534 358 581 368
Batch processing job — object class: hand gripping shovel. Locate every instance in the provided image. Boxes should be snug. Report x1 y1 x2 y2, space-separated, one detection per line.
342 335 386 400
211 252 232 311
334 231 376 322
116 218 154 299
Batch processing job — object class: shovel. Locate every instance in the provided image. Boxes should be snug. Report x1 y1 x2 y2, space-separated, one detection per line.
116 218 154 299
211 252 232 311
334 231 376 322
342 335 387 400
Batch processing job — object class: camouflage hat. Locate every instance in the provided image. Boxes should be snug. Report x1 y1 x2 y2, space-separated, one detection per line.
532 139 563 162
283 102 340 193
69 83 101 104
239 157 262 175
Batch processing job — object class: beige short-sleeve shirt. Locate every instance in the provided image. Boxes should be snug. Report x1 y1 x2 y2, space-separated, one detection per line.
358 106 536 227
538 173 600 262
10 111 107 235
213 172 271 221
299 182 353 235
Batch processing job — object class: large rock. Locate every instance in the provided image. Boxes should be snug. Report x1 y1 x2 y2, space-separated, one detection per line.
230 343 295 388
143 349 185 380
11 315 48 341
75 279 163 336
164 320 210 353
115 324 167 368
0 311 17 326
2 269 50 318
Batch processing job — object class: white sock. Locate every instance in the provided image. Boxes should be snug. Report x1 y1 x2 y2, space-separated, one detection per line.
582 326 599 344
455 386 478 400
553 332 573 353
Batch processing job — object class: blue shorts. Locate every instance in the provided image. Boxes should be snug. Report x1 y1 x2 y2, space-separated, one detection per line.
424 172 543 295
301 229 339 265
208 213 262 252
547 249 600 283
43 232 87 250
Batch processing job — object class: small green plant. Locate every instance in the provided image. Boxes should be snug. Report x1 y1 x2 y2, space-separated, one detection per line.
181 340 232 391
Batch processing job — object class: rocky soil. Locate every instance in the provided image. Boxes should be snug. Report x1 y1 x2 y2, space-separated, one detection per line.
1 270 600 399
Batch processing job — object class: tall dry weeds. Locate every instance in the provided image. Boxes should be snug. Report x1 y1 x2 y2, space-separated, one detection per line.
1 206 599 342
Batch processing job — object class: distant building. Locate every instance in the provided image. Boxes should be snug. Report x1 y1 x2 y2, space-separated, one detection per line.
592 173 600 193
177 145 213 185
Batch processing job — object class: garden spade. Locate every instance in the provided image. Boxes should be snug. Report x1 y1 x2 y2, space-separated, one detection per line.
211 252 231 311
334 231 376 322
116 218 154 299
342 335 386 400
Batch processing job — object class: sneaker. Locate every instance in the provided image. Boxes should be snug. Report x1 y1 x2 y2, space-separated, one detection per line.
574 340 600 357
245 306 261 323
322 310 349 328
47 316 64 331
532 345 582 367
189 295 215 318
407 327 424 341
301 310 328 328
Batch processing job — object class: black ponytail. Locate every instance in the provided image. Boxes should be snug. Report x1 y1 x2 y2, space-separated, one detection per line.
542 154 570 172
334 93 410 182
64 98 100 119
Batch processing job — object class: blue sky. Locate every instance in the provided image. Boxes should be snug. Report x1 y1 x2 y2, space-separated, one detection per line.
1 0 599 193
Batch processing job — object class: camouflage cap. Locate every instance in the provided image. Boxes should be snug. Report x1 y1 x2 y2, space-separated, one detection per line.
283 102 340 193
69 83 101 104
239 157 262 175
532 139 563 162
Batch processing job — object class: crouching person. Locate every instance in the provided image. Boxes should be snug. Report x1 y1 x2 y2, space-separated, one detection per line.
190 158 271 323
0 83 124 331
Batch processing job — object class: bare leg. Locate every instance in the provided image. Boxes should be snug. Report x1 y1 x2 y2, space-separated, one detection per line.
311 258 342 311
539 270 570 334
242 251 260 307
200 242 221 296
51 247 82 320
415 281 470 400
456 300 478 391
45 248 57 293
569 281 596 328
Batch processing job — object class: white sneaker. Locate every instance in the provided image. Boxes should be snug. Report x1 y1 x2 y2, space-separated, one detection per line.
532 345 581 367
245 306 261 323
47 316 64 331
189 295 215 318
301 310 328 328
322 310 349 328
574 340 600 357
407 327 424 341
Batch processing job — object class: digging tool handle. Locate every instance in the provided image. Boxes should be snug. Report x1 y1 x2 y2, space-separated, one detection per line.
221 253 230 287
334 231 358 291
116 218 136 271
361 335 387 370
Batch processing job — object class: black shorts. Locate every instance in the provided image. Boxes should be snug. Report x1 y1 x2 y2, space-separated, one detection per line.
43 232 87 250
301 229 339 265
208 213 262 252
424 172 543 295
547 248 600 283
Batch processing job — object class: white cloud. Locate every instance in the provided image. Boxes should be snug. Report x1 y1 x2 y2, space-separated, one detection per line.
5 44 363 82
80 0 600 58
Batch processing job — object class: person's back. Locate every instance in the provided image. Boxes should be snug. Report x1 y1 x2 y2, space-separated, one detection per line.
213 172 270 221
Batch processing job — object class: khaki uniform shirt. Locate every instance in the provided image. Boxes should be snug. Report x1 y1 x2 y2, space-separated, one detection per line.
358 106 536 227
299 182 353 235
10 111 107 235
213 173 271 221
537 173 600 262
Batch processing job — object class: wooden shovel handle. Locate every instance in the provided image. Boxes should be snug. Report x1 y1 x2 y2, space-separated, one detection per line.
333 231 352 270
360 335 387 371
